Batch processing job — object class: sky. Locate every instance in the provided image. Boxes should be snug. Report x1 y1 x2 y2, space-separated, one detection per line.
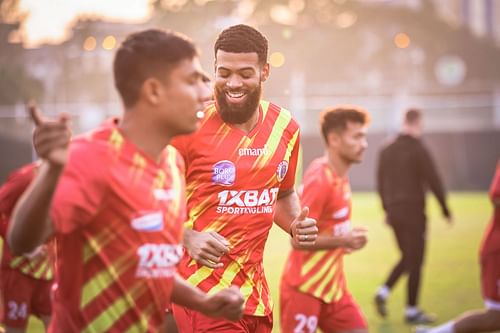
18 0 152 46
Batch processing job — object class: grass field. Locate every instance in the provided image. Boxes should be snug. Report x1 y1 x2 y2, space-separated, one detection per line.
26 192 495 332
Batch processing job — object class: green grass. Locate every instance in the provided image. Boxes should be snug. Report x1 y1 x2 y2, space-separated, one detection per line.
25 192 493 332
264 192 494 333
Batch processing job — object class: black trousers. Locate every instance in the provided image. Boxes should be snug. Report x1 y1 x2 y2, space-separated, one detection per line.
384 206 426 307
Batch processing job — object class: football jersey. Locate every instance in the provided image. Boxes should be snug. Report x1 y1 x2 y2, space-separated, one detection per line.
0 163 54 281
281 156 351 303
171 100 301 316
481 161 500 256
48 119 186 332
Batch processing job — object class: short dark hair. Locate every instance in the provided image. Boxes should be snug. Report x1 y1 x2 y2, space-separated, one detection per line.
113 29 197 108
404 108 422 124
320 105 370 143
214 24 268 65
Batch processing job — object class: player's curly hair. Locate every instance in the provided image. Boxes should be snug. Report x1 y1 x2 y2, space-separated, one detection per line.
214 24 268 65
114 29 197 108
320 105 370 143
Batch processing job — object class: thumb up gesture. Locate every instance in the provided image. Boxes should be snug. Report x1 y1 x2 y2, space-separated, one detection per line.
290 207 318 246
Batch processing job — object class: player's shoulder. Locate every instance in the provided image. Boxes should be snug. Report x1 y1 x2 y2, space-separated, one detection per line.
263 100 299 130
304 157 333 182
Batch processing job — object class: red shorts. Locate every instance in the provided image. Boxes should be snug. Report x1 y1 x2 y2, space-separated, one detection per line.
481 251 500 310
1 268 53 328
280 282 367 333
172 304 273 333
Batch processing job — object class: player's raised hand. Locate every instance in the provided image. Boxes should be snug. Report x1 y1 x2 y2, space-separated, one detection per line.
290 207 318 246
183 229 230 268
202 286 244 322
28 103 71 167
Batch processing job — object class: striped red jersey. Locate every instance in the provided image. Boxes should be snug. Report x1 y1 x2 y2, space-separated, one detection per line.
48 120 186 332
282 156 352 303
171 101 301 316
0 163 54 281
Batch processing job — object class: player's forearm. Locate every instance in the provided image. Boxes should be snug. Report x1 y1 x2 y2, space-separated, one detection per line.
8 162 58 255
292 235 347 250
171 274 210 312
274 191 300 234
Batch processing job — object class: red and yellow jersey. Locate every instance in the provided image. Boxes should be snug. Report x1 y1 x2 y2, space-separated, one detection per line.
0 163 54 281
171 101 301 316
281 156 352 303
481 161 500 256
48 119 186 332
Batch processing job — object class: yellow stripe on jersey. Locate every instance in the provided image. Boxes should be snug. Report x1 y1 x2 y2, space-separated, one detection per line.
33 258 52 280
324 270 344 303
207 261 241 294
80 255 135 308
83 283 144 332
283 129 299 167
166 146 182 216
260 100 270 118
299 253 337 292
152 169 166 190
124 303 155 333
301 251 327 276
130 153 146 183
314 251 343 299
184 195 214 229
83 227 115 263
108 129 124 152
187 265 215 287
252 109 293 170
253 277 266 315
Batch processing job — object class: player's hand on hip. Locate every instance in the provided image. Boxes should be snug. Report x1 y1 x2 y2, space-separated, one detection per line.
291 207 318 246
183 229 230 269
28 102 71 167
203 286 245 321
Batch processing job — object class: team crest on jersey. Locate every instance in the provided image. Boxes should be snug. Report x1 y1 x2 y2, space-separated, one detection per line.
131 211 164 232
276 160 289 182
212 160 236 186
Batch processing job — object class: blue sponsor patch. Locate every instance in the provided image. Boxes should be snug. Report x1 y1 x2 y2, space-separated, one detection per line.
212 160 236 186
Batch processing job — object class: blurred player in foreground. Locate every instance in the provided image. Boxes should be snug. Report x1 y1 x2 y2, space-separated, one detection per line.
7 28 243 332
416 160 500 332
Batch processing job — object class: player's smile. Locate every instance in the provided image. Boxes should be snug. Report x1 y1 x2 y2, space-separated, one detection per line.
225 89 247 104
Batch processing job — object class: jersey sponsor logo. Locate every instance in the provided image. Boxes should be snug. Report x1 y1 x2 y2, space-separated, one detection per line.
238 145 269 157
332 206 349 219
136 243 183 278
153 188 176 201
131 211 164 232
276 160 289 182
333 220 352 236
212 160 236 186
216 188 279 214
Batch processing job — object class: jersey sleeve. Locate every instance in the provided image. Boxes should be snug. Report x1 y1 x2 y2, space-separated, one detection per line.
300 166 329 222
50 140 108 234
280 127 301 192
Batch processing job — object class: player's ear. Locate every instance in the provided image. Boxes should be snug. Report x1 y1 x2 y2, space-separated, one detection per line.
327 131 340 148
260 63 270 82
141 77 163 105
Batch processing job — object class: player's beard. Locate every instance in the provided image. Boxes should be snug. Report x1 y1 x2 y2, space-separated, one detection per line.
215 83 261 124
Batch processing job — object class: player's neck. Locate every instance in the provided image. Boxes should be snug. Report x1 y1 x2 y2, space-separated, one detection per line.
326 151 350 178
119 110 169 163
230 106 260 134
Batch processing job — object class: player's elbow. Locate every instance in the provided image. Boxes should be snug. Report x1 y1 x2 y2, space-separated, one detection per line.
7 223 37 256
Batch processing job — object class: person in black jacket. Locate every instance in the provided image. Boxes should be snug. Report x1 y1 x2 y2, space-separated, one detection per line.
373 108 452 324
